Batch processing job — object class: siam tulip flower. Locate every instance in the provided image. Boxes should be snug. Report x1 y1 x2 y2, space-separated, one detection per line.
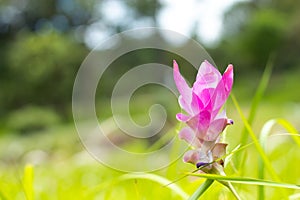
173 60 234 171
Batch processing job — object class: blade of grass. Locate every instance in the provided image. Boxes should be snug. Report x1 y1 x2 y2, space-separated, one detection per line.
188 179 214 200
186 173 300 190
276 118 300 147
259 119 300 149
258 119 300 199
231 93 280 182
258 119 277 200
119 173 189 199
238 56 274 166
22 164 34 200
86 172 189 199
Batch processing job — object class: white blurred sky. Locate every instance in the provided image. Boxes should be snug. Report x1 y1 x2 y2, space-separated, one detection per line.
85 0 246 48
158 0 246 44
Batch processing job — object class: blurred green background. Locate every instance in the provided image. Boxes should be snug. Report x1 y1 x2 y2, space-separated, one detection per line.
0 0 299 134
0 0 300 199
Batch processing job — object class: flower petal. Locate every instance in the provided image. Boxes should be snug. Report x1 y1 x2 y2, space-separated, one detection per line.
187 110 211 140
196 60 222 86
193 60 221 98
190 92 204 115
211 64 234 117
176 113 190 122
212 143 228 165
205 118 227 141
178 126 202 148
198 88 215 108
183 150 200 164
173 60 192 114
178 95 191 115
223 64 234 94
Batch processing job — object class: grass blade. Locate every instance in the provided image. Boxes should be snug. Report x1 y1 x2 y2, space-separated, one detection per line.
119 173 189 199
231 93 280 182
258 119 277 200
236 56 274 173
240 55 274 146
188 179 214 200
186 173 300 190
23 164 34 200
276 118 300 147
258 119 300 199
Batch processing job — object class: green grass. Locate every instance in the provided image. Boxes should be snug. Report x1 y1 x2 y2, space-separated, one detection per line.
1 98 300 199
1 68 300 199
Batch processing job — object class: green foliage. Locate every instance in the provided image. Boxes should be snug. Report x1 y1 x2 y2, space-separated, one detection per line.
1 30 86 116
6 106 61 134
1 99 300 199
239 10 286 67
214 0 300 72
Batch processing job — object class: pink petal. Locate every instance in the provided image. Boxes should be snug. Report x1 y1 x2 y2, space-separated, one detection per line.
215 109 226 119
187 110 211 140
196 60 222 85
190 92 204 115
205 118 227 141
212 143 228 160
183 150 200 164
211 64 234 117
178 126 202 148
176 113 190 122
193 60 221 97
198 88 214 108
178 95 191 115
223 64 234 93
211 83 226 118
173 60 192 114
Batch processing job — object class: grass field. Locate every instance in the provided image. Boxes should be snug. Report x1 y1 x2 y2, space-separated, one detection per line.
1 69 300 199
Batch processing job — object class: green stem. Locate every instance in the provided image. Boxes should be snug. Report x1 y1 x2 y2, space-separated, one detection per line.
188 179 214 200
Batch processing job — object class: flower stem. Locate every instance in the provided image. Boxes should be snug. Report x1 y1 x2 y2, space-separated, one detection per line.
188 179 214 200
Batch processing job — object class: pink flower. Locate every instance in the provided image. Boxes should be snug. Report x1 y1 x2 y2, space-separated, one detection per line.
173 60 234 168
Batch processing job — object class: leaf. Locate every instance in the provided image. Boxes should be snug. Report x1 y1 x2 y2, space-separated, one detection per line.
186 173 300 190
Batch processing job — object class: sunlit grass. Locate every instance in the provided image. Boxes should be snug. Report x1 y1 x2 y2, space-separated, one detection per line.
1 68 300 199
1 97 299 199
